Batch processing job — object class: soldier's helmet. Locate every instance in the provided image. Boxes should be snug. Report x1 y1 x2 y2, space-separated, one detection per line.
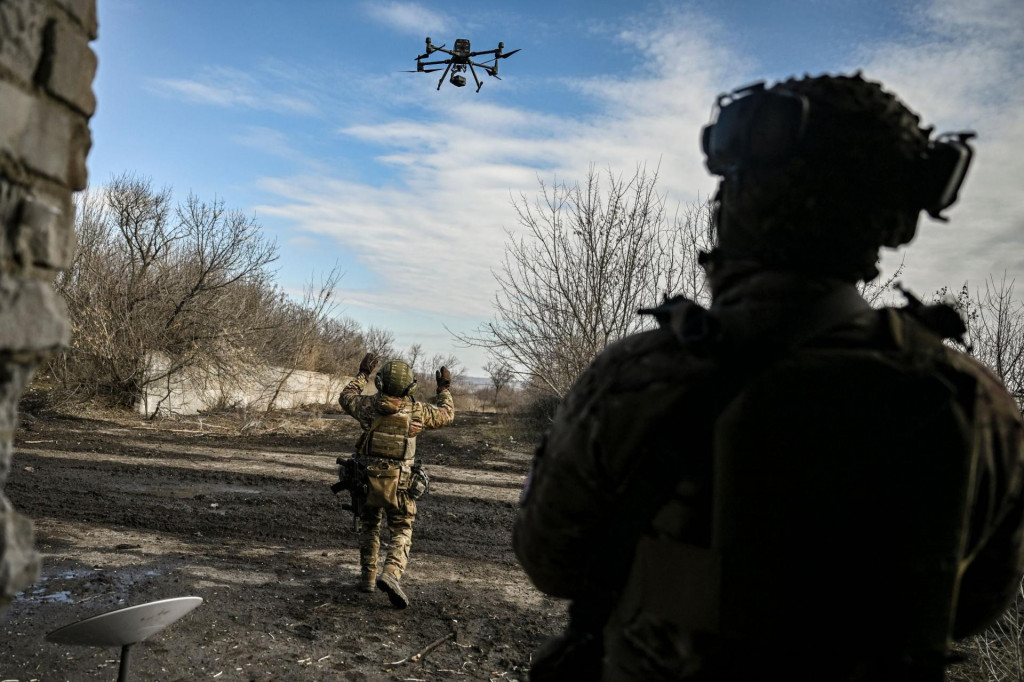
701 73 973 282
374 360 417 397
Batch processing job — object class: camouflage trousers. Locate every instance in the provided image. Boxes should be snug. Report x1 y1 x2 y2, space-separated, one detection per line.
359 494 417 580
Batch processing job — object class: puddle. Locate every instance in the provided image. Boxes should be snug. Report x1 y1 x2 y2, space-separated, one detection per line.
14 565 164 605
35 590 74 604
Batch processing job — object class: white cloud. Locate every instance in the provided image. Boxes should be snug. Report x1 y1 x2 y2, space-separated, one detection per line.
254 0 1024 372
231 126 333 175
363 2 448 36
256 10 738 323
149 66 319 116
286 235 320 248
858 0 1024 295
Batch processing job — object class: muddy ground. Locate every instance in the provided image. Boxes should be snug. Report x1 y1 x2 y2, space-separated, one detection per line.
1 407 566 681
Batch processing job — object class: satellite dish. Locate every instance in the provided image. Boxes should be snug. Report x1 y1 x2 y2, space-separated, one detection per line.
47 596 202 681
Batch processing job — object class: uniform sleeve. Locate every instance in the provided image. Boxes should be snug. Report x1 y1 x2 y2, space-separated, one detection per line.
953 361 1024 637
339 374 375 429
513 329 706 601
420 388 455 430
512 360 617 599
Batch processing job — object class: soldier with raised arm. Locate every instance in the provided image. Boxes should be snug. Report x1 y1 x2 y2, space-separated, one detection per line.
339 353 455 608
514 73 1024 681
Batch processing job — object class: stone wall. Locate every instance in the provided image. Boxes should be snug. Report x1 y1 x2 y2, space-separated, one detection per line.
0 0 97 607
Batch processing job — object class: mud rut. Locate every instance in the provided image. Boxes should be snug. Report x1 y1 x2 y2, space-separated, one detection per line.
1 410 566 681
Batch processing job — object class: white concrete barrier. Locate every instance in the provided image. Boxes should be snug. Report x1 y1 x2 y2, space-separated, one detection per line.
136 354 353 416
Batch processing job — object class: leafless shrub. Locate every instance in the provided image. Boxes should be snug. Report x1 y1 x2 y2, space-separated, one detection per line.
394 346 465 393
484 359 516 407
858 258 906 307
936 275 1024 410
44 172 385 413
458 166 714 398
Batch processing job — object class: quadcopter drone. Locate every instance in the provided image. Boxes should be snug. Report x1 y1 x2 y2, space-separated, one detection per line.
406 37 520 92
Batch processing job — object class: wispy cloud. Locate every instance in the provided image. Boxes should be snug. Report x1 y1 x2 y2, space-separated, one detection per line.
257 0 1024 329
858 0 1024 294
149 66 320 115
362 2 448 36
255 9 737 320
231 126 334 175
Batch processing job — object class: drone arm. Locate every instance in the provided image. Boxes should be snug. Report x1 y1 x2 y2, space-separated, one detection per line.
467 61 484 92
420 59 453 67
470 60 500 77
436 62 452 91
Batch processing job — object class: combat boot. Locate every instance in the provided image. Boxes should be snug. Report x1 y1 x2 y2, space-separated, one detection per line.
359 569 376 593
376 570 409 609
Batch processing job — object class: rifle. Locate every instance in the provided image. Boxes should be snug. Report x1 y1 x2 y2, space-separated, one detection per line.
331 456 367 531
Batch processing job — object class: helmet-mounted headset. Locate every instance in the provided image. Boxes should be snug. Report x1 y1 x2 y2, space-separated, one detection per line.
701 81 975 221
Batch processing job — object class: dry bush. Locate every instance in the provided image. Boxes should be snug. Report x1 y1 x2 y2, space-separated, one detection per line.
936 275 1024 411
51 175 277 408
858 258 906 307
483 360 516 407
393 345 465 393
45 173 390 414
459 165 714 398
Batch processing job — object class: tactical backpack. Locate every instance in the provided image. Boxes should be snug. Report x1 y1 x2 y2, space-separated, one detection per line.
609 303 977 679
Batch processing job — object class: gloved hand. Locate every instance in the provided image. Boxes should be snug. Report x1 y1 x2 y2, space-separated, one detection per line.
359 352 379 376
435 366 452 392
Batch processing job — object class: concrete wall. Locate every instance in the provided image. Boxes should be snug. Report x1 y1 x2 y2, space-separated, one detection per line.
137 356 350 417
0 0 97 607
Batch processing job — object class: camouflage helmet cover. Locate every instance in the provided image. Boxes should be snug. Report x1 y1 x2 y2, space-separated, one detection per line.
709 72 933 282
375 360 417 397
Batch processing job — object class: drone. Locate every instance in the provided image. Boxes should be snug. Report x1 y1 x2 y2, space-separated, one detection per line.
406 37 520 92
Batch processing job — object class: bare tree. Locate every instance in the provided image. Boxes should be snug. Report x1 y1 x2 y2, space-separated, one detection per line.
667 196 716 307
362 326 396 361
858 258 906 308
264 267 343 411
964 275 1024 409
483 359 516 406
46 172 434 414
459 166 714 398
405 344 425 374
49 173 279 409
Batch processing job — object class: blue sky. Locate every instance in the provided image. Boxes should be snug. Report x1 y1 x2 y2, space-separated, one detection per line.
89 0 1024 375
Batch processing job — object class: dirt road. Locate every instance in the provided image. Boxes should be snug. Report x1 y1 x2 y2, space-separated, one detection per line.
1 409 566 681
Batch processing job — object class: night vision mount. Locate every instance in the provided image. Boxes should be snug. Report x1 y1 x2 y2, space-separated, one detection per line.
405 37 521 92
701 81 975 221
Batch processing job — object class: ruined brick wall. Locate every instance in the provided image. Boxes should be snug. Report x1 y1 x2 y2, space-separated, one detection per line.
0 0 97 608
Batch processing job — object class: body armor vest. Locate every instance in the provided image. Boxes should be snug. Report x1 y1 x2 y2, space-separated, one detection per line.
364 411 417 462
609 308 977 678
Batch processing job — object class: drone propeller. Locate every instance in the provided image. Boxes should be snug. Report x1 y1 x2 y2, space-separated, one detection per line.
499 48 521 59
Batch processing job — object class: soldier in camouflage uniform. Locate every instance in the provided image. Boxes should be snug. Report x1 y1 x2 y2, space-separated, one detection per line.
340 353 455 608
514 73 1024 680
